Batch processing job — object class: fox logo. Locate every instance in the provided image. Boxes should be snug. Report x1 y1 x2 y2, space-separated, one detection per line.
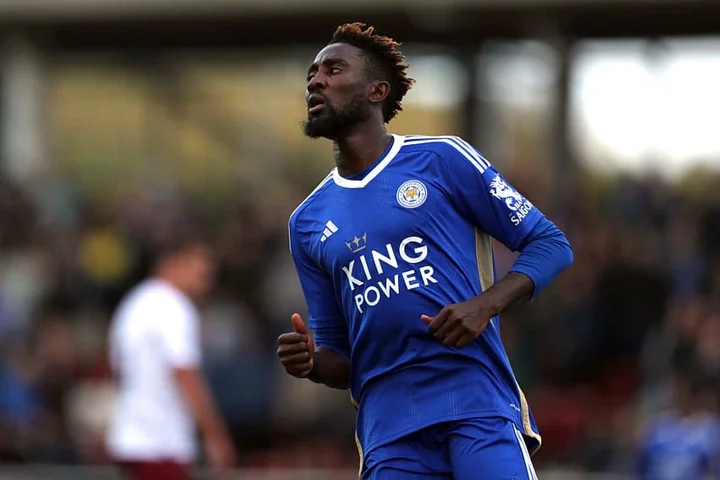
489 174 525 212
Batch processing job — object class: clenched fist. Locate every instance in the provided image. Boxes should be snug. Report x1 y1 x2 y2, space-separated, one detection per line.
277 313 315 378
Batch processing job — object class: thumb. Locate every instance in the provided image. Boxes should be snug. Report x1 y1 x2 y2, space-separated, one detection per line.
291 313 309 334
420 314 434 325
292 313 315 362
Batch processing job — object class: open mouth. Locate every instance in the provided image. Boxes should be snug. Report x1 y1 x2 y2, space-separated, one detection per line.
307 95 326 114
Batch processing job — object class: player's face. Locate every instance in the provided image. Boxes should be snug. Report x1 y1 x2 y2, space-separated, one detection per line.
179 245 216 300
303 43 371 139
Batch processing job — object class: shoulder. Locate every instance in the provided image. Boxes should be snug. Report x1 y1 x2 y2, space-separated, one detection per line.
112 282 154 330
288 171 334 254
122 281 195 320
289 171 334 228
399 134 491 174
114 282 150 316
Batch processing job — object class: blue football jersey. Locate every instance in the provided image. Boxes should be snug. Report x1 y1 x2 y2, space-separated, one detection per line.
638 411 720 480
289 134 543 457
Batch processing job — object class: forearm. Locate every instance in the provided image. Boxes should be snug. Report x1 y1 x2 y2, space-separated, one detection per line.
308 346 351 389
174 368 230 440
476 220 573 314
475 271 535 316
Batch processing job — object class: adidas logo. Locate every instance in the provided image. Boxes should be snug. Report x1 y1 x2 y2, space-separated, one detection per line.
320 220 339 242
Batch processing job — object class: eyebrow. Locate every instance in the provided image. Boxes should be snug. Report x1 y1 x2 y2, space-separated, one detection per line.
307 57 350 75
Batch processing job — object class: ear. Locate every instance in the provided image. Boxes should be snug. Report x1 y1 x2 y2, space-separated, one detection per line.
368 80 390 105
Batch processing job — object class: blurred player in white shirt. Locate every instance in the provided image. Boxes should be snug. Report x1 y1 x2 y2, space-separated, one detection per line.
106 232 235 480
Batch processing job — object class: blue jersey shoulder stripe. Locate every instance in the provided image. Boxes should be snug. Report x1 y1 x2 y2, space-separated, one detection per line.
404 135 490 171
287 171 333 254
403 135 490 173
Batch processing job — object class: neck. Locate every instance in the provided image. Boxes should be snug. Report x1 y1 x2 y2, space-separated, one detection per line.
332 121 391 178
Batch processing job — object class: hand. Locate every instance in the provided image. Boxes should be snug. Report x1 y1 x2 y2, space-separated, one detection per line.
204 431 236 478
277 313 315 378
421 299 494 348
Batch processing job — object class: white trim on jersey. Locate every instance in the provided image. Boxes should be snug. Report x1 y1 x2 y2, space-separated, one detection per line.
403 135 490 173
288 171 334 254
332 134 406 189
513 424 539 480
289 135 487 252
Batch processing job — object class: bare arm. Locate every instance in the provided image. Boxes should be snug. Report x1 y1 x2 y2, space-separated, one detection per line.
307 346 351 390
173 367 231 441
423 224 573 348
173 367 236 475
472 271 535 317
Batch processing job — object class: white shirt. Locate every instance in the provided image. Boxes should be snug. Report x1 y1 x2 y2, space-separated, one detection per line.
105 279 201 462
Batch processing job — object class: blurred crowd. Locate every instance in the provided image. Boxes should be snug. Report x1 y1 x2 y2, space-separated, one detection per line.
0 159 719 474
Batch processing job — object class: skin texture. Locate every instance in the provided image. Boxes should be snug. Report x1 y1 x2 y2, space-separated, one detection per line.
302 43 392 177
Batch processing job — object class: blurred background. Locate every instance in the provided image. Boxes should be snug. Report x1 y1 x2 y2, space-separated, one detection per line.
0 0 719 478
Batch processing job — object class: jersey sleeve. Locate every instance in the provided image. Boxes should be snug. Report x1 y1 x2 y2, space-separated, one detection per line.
435 136 544 251
160 300 201 369
289 215 350 358
708 420 720 475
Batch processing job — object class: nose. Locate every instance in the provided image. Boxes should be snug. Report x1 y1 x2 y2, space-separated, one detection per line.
307 72 326 93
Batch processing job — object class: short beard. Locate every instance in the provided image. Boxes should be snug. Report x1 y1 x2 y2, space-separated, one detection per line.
302 94 367 140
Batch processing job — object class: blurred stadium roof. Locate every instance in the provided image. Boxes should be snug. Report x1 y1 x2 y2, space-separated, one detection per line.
0 0 719 51
0 0 717 185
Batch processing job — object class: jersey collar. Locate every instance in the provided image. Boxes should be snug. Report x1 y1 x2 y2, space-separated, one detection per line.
332 134 405 189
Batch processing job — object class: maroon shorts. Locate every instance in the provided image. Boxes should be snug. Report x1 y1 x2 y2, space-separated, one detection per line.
116 459 191 480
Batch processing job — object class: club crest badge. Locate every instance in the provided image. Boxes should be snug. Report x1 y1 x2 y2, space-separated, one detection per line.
396 180 428 209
